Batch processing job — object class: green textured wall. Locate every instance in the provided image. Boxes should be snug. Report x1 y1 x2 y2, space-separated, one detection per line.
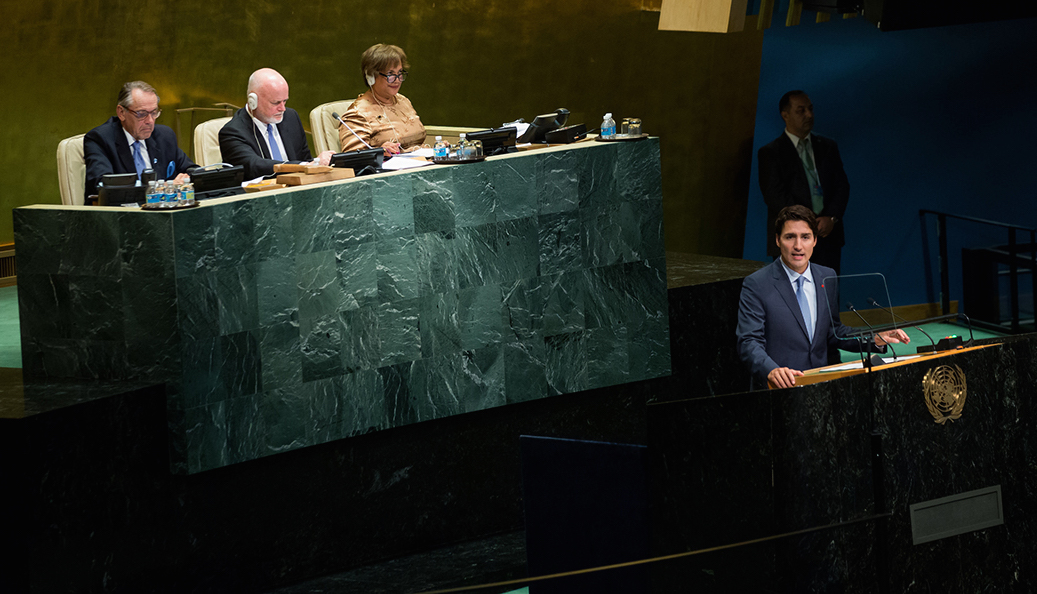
2 1 763 254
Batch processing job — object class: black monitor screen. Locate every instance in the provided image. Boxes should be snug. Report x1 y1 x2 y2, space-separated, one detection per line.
101 172 139 188
330 147 385 176
192 165 245 194
517 109 570 143
467 127 518 156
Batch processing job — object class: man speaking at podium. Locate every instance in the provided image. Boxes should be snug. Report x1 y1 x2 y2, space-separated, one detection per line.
736 205 909 389
219 68 333 179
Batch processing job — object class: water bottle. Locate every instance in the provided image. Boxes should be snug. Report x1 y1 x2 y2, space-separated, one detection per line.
146 181 162 204
601 113 616 139
433 135 449 161
164 181 180 204
470 138 483 159
181 182 195 204
457 133 471 160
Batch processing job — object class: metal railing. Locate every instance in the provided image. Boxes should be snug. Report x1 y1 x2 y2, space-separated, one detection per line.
920 209 1037 333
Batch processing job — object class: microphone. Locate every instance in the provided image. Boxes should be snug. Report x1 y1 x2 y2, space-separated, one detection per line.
331 112 373 150
846 302 892 368
867 297 936 353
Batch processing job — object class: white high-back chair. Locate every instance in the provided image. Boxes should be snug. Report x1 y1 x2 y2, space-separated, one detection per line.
309 100 355 154
56 134 86 206
193 116 233 166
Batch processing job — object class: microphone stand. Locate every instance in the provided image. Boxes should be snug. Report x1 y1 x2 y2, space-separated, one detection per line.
331 112 374 150
846 302 891 369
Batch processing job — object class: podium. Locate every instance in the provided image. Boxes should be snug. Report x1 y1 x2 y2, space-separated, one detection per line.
779 343 996 388
648 336 1037 591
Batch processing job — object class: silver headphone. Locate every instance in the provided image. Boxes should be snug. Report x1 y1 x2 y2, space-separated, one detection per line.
365 73 375 87
247 92 258 111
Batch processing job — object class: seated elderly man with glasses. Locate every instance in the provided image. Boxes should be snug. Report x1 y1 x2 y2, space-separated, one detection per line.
83 80 197 198
339 44 426 156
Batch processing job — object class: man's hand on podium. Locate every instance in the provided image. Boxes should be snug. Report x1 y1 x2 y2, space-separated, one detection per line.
875 329 911 347
768 366 804 389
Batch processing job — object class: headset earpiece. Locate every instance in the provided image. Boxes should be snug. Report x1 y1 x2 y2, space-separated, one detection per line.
366 73 375 87
247 92 258 111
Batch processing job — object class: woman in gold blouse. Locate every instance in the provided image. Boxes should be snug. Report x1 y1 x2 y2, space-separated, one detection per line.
339 44 426 155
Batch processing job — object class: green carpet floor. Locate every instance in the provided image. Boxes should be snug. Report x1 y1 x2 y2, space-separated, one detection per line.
0 285 20 368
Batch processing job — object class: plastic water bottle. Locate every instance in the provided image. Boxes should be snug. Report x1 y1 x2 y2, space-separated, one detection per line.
146 181 162 204
457 133 471 160
181 182 195 204
601 113 616 139
433 135 449 161
163 181 177 203
470 138 483 159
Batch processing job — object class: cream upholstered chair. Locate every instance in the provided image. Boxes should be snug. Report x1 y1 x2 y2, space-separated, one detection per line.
309 100 354 154
193 116 232 166
56 134 86 206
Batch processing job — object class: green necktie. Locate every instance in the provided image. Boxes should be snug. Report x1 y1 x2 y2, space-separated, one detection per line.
798 137 824 214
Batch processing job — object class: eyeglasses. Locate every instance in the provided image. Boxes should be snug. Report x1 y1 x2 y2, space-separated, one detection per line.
121 106 162 120
378 71 408 83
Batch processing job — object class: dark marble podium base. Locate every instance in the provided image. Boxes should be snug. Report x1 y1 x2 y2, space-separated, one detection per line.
1 373 660 593
649 335 1037 592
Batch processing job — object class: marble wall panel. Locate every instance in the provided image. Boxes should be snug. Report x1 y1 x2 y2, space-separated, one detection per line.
491 158 538 223
15 140 670 473
172 206 216 279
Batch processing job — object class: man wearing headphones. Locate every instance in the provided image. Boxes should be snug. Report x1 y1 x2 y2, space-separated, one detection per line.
219 68 334 180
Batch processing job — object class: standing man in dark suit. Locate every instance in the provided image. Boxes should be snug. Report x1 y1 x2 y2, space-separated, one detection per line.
758 91 850 273
736 205 908 389
83 81 197 198
219 68 333 180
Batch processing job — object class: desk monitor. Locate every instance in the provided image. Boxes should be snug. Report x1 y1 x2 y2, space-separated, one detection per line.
516 108 570 144
191 164 245 195
98 185 145 206
101 172 138 187
96 173 144 206
467 127 518 156
330 147 385 176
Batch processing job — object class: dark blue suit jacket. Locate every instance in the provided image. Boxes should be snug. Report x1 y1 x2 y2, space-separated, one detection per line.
83 116 197 198
218 107 311 180
736 259 872 384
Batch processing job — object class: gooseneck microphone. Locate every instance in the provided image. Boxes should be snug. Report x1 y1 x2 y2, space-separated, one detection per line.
867 297 936 351
331 112 373 150
846 302 894 367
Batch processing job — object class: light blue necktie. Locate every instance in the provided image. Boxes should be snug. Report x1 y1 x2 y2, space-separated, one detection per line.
267 124 283 160
796 275 814 341
132 140 147 178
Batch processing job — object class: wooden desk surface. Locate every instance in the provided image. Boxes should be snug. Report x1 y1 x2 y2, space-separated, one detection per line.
773 343 997 389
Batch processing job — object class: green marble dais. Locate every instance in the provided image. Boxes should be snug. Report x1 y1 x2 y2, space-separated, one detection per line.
14 140 669 474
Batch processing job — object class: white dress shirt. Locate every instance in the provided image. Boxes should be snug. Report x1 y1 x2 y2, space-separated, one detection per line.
250 113 287 162
123 128 152 171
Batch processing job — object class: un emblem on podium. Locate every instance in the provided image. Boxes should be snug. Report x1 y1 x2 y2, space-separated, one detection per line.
923 364 967 424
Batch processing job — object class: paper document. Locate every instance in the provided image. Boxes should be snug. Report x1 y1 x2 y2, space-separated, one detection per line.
396 148 435 158
382 157 434 171
820 354 924 372
510 122 530 138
